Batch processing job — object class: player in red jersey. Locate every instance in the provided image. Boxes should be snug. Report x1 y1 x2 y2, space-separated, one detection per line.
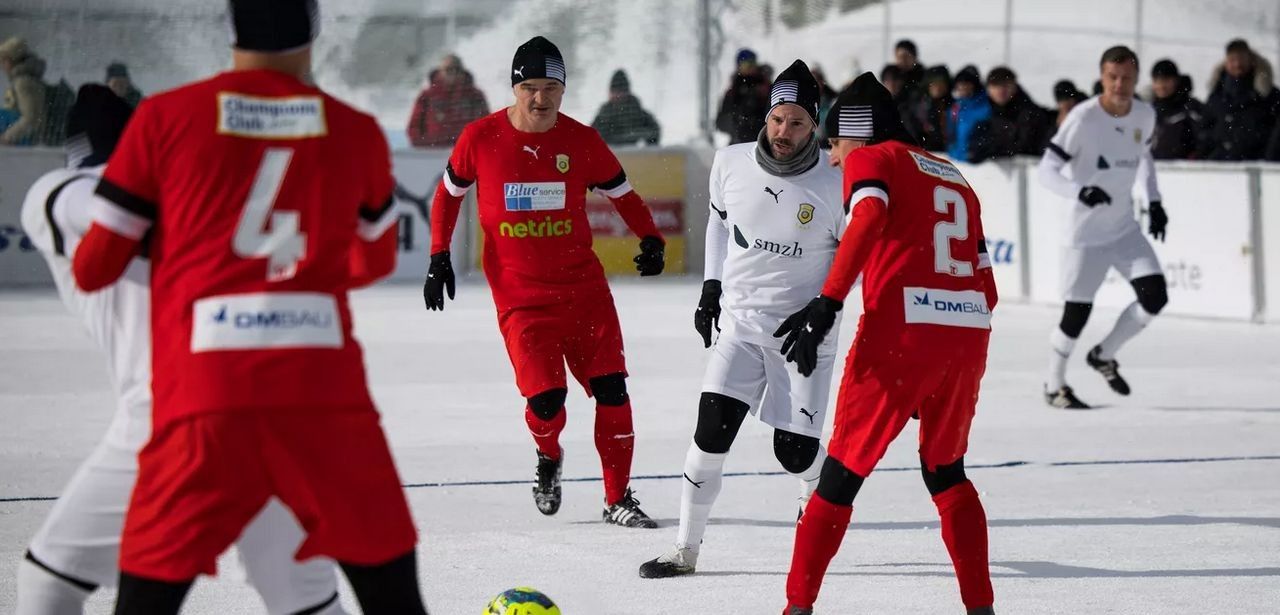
71 2 427 613
773 74 998 615
425 36 665 528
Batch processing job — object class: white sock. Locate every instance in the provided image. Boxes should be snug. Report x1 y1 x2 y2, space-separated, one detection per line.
675 442 727 551
1097 302 1155 360
1047 328 1077 390
15 557 92 615
791 444 826 506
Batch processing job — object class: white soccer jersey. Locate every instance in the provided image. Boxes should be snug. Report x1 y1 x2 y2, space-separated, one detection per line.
705 142 845 347
1040 96 1161 247
20 166 151 449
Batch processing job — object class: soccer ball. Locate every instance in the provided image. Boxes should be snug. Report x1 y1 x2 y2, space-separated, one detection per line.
484 587 561 615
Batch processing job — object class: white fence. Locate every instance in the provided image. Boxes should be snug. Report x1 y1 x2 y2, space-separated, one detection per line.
3 146 1279 322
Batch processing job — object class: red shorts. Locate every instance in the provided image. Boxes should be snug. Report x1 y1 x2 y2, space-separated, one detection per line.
827 347 988 477
497 293 628 398
119 411 418 581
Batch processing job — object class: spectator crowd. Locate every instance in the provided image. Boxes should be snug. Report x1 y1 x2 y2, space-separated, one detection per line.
716 38 1280 163
5 32 1280 162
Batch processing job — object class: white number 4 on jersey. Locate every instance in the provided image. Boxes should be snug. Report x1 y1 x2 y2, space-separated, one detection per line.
233 148 307 282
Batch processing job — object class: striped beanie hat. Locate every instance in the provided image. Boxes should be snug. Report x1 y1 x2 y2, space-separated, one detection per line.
768 59 820 125
825 71 917 146
511 36 566 86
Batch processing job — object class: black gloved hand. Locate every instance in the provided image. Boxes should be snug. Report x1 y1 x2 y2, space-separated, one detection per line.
1078 186 1112 208
634 236 665 276
1148 200 1168 242
693 279 722 348
772 295 843 377
423 251 455 311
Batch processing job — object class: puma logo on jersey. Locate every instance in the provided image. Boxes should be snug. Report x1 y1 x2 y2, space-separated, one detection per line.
764 186 784 203
683 473 705 488
523 145 541 159
799 408 818 424
1114 126 1124 134
513 66 525 79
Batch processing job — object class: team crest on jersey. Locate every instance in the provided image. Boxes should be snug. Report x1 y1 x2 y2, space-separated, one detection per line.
797 202 814 225
909 151 968 187
556 154 570 174
1134 128 1143 144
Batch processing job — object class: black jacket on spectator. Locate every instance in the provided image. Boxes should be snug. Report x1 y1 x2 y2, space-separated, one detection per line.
1201 68 1280 161
969 89 1053 161
592 94 661 146
916 93 954 152
716 72 769 144
1150 88 1208 160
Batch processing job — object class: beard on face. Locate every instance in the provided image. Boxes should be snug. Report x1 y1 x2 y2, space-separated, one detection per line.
771 137 795 157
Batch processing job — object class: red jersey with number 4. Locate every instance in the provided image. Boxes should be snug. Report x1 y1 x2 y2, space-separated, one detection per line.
92 69 398 424
433 111 659 312
831 141 996 359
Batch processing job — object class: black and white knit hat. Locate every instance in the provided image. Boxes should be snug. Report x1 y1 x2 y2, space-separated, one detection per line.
768 59 821 125
228 0 320 53
511 36 566 86
824 71 917 145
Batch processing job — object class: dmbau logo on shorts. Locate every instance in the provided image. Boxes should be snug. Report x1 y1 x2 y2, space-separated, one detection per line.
192 292 342 351
903 287 991 329
504 182 567 211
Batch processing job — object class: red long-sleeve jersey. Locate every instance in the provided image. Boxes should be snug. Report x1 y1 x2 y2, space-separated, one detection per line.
430 110 661 311
73 69 400 425
823 141 997 359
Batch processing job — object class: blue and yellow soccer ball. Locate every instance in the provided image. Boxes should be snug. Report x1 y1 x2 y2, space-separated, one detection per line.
484 587 561 615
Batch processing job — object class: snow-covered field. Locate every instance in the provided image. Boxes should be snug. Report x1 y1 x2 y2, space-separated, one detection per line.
1 280 1278 614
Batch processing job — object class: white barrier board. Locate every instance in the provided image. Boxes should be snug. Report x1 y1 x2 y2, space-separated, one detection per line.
954 161 1024 298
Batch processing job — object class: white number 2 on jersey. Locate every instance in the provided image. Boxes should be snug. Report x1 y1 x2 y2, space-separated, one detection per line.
233 148 306 282
933 186 974 277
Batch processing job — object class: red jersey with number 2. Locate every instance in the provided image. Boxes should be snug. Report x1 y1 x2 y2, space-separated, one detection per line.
95 70 397 424
833 141 996 360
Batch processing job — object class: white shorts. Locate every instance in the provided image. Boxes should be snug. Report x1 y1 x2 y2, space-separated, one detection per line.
701 330 836 439
1060 228 1163 303
25 402 343 614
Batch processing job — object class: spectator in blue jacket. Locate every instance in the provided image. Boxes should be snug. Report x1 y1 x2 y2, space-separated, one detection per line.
947 66 990 162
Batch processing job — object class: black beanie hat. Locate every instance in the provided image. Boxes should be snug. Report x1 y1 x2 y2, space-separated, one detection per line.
824 72 917 146
512 36 565 86
609 69 630 93
1151 59 1179 79
768 59 821 125
229 0 319 53
66 84 133 167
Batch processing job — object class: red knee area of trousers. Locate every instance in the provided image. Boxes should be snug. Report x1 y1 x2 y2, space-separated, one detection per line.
498 298 628 398
932 479 979 511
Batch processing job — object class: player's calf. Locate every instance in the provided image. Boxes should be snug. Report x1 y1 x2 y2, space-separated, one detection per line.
339 550 429 615
113 572 193 615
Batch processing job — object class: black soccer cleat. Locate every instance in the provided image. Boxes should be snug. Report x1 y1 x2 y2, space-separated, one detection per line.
638 546 697 578
533 448 562 516
1044 385 1091 409
1086 346 1131 395
603 488 658 529
967 607 995 615
785 606 814 615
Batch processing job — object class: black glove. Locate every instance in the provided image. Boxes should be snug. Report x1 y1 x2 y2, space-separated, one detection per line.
634 236 665 276
1078 186 1112 208
423 251 455 311
1148 200 1168 242
772 296 843 377
693 279 722 348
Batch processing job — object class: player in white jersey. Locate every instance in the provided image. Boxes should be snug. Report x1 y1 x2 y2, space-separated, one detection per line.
1038 46 1169 409
16 85 347 615
639 61 844 578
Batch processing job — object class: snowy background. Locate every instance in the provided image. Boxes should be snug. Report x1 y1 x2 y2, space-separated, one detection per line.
3 0 1279 147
